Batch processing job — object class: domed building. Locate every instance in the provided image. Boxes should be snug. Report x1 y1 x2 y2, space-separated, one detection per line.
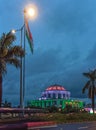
41 85 70 100
27 84 84 109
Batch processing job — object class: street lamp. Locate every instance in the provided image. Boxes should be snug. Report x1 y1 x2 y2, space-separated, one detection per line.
12 4 37 110
11 25 24 109
24 4 38 20
23 5 38 108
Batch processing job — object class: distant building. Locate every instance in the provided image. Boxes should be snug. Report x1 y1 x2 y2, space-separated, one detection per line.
27 84 84 109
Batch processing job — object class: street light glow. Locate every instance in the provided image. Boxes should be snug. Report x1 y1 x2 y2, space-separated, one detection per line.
24 4 38 20
11 29 16 34
27 8 35 17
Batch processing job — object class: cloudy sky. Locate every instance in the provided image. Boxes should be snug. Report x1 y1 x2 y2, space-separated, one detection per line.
0 0 96 106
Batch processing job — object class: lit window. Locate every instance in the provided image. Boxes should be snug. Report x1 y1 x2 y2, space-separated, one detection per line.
48 93 51 98
63 94 65 98
58 93 61 99
53 93 56 99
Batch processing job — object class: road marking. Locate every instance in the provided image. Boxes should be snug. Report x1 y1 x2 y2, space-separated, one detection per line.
78 126 88 129
28 124 57 129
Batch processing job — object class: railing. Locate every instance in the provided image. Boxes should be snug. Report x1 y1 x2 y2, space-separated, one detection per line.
0 108 47 119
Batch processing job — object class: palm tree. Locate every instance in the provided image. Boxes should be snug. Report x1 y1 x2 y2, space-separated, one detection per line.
82 69 96 114
0 32 25 107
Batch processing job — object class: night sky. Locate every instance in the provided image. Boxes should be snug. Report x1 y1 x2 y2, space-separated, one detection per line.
0 0 96 106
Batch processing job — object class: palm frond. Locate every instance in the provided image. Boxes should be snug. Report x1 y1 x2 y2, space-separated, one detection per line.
0 48 8 58
7 46 25 57
1 32 16 47
0 32 25 75
0 59 7 74
0 33 6 46
82 80 90 93
6 58 21 68
83 69 96 80
92 69 96 79
83 72 91 78
88 86 92 98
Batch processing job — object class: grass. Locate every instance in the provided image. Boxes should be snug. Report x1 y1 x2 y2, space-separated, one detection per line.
0 112 96 124
29 112 96 124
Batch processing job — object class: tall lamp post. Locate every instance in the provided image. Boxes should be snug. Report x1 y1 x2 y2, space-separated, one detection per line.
12 4 37 109
12 25 24 108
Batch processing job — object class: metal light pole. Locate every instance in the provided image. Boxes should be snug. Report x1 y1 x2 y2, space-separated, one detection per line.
12 27 25 118
11 25 24 109
22 23 26 109
20 25 24 109
12 4 38 112
22 5 38 109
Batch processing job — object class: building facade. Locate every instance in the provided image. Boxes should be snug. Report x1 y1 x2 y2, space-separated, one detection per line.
27 85 84 109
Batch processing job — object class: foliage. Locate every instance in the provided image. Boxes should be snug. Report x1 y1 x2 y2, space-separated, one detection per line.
82 69 96 114
1 100 11 108
27 113 96 123
62 104 81 114
0 32 25 75
0 32 25 107
47 106 58 113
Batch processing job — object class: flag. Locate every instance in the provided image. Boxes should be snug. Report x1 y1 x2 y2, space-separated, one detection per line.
24 17 33 53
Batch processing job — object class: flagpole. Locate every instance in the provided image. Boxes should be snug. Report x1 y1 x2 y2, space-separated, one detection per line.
20 25 23 109
22 5 37 112
22 20 26 110
11 26 24 110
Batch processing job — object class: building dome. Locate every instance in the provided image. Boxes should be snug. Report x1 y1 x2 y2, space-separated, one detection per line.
46 85 66 91
41 84 71 100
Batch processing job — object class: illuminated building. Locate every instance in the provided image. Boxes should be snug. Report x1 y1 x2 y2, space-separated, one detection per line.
27 85 84 109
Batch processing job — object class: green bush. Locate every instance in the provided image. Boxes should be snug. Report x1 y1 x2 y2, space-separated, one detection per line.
62 105 82 114
40 113 96 123
47 106 58 113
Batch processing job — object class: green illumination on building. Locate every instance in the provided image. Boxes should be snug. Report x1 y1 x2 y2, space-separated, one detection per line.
27 85 84 109
27 99 84 109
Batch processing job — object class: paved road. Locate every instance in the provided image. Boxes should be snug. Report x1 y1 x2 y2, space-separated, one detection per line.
31 122 96 130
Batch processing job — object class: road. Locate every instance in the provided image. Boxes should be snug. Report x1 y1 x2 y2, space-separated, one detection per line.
30 122 96 130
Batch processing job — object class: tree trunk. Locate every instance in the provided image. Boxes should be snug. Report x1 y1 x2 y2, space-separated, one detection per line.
0 74 2 107
92 81 95 114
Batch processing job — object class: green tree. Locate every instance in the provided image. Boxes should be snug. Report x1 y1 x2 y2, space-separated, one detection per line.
0 32 25 107
1 100 11 108
82 69 96 114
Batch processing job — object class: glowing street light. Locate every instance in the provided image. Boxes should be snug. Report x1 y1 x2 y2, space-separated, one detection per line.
11 29 16 34
11 5 38 33
24 4 38 20
22 5 38 109
27 8 35 17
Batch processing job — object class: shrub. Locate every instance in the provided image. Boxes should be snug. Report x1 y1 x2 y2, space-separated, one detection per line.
47 106 58 113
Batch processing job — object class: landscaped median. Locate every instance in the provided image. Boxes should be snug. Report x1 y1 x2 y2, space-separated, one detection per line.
0 121 56 130
26 112 96 124
43 113 96 123
0 112 96 130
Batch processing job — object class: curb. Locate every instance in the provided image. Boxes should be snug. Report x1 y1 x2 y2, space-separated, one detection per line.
0 121 55 130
